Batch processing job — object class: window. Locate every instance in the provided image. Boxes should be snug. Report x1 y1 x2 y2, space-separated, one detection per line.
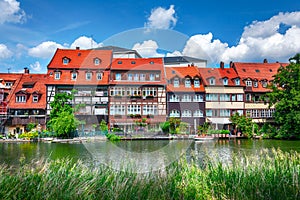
110 87 125 96
54 72 61 80
131 61 136 64
5 82 13 87
253 81 258 88
86 72 92 80
237 94 243 101
142 87 157 97
117 61 122 64
220 109 230 117
262 81 268 88
209 77 215 85
193 94 203 102
110 105 125 115
71 72 77 80
235 78 240 85
63 58 69 65
194 79 200 88
206 94 218 101
134 74 139 81
182 110 192 117
97 72 103 80
140 74 146 81
174 78 179 87
246 94 251 102
16 95 26 103
170 94 179 102
246 79 252 87
127 87 141 96
206 110 212 117
193 110 203 117
232 94 236 101
220 94 230 101
143 105 157 115
127 74 133 81
115 73 121 80
149 74 155 81
170 110 180 117
251 110 259 118
236 110 243 115
223 78 228 85
127 105 141 115
94 58 101 65
185 78 191 88
32 95 38 103
182 94 191 102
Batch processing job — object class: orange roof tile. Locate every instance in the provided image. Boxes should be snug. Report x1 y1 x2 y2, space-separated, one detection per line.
165 66 205 92
47 48 112 70
111 58 164 71
198 67 241 86
8 74 47 109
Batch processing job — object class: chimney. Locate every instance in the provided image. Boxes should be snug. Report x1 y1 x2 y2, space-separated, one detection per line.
229 61 233 68
220 61 224 69
76 47 80 50
24 67 29 74
263 58 268 63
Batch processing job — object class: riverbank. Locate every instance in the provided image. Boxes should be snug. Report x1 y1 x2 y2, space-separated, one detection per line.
0 148 298 199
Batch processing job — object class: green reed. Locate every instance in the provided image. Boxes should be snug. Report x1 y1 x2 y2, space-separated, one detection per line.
0 148 298 199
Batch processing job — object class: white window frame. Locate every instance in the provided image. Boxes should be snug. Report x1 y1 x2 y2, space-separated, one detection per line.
142 87 157 97
63 58 69 65
54 72 61 80
182 110 192 117
194 79 200 88
182 94 191 102
235 78 240 86
149 74 155 81
127 105 141 115
246 79 252 87
134 74 139 81
32 95 38 103
143 105 157 115
170 110 180 117
193 94 203 102
170 94 179 102
193 110 203 117
174 78 179 87
185 78 191 88
253 81 258 88
94 58 100 65
209 78 215 85
110 105 125 115
71 72 77 80
127 74 133 81
97 72 103 80
115 73 121 81
16 95 26 103
140 74 146 81
223 78 228 85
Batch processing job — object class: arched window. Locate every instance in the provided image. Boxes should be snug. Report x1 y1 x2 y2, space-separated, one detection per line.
170 94 179 102
223 78 228 85
209 77 215 85
182 110 192 117
194 78 200 87
174 78 179 87
193 110 203 117
170 110 180 117
182 94 191 102
185 78 191 87
94 58 101 65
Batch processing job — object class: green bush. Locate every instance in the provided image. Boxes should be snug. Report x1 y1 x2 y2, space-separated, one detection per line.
105 133 121 141
19 131 39 140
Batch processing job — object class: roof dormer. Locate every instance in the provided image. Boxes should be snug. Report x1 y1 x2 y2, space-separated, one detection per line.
62 57 70 65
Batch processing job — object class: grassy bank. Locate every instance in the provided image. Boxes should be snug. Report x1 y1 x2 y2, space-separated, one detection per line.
0 149 299 199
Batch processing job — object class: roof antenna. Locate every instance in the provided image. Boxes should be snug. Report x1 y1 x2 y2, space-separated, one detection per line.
7 67 10 73
91 35 94 49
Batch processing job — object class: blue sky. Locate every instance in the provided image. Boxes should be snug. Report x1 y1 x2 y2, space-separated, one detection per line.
0 0 299 73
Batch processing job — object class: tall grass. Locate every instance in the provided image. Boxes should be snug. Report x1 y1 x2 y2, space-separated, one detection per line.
0 148 299 199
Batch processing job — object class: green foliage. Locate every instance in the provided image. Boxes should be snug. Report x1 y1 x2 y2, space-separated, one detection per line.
267 55 300 138
112 127 123 132
99 120 108 132
48 92 79 137
230 112 254 138
25 123 36 132
168 117 182 134
197 122 210 134
207 129 230 135
19 131 38 140
160 121 170 133
0 149 298 199
105 133 121 141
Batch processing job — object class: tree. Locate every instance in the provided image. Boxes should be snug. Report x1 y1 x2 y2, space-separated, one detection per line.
48 92 79 137
230 112 254 138
267 54 300 138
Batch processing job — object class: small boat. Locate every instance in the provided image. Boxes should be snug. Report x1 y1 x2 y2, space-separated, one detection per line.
194 136 215 141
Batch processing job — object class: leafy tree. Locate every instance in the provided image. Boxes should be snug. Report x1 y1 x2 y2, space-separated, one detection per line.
197 122 210 135
230 112 254 138
48 92 79 137
99 119 108 133
168 117 181 134
267 54 300 138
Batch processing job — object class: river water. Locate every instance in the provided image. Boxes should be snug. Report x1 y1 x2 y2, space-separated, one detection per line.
0 139 299 171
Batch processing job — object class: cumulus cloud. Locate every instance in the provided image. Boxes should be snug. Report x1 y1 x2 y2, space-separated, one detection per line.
132 40 165 57
145 5 177 29
0 0 26 24
30 61 41 72
28 41 64 59
70 36 102 49
182 11 300 64
166 50 182 57
0 44 13 59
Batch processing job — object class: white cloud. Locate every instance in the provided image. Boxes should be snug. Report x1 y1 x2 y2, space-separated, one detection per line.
182 11 300 64
0 44 13 59
145 5 177 29
28 41 64 59
132 40 165 57
0 0 26 24
70 36 102 49
166 50 182 57
30 61 41 72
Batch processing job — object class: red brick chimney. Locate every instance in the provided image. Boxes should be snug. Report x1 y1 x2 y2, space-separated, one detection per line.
24 67 29 74
220 61 224 69
263 59 268 63
76 47 80 50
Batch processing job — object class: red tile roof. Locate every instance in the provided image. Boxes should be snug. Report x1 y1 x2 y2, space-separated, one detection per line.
0 73 23 102
47 48 112 70
232 62 288 92
198 67 241 86
165 66 205 92
8 74 47 109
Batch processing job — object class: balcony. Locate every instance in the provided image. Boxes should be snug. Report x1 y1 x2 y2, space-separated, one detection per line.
12 117 46 125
